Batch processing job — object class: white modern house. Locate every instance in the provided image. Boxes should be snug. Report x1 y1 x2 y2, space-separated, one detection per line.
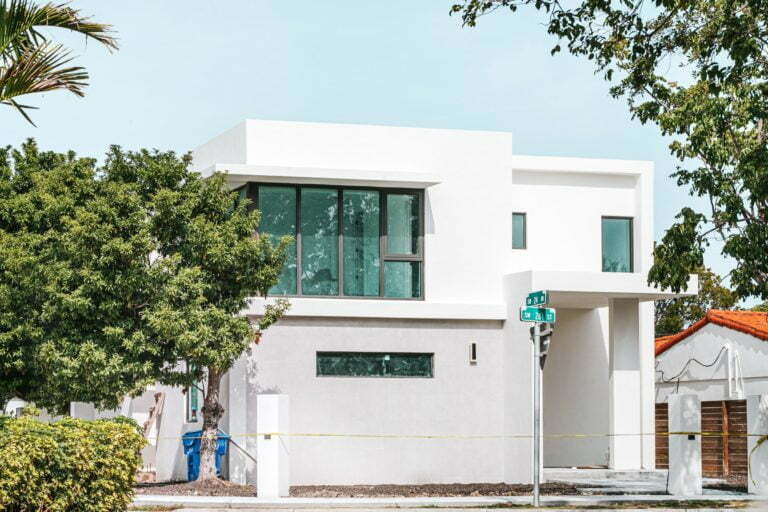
655 310 768 481
76 120 696 486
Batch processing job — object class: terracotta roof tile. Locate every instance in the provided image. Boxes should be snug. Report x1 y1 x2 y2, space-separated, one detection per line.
655 310 768 356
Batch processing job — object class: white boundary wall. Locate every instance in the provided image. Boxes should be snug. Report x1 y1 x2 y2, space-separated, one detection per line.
748 395 768 495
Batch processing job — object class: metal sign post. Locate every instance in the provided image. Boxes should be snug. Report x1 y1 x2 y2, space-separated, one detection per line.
532 321 542 507
520 291 555 508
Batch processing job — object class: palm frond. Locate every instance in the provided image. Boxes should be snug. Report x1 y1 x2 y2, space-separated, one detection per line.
2 97 37 125
0 41 88 125
0 0 118 58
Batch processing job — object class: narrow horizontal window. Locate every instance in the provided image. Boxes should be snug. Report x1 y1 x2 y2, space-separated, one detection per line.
602 217 633 272
316 352 433 378
512 212 526 249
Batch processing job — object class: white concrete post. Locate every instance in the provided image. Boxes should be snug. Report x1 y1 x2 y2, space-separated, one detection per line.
257 394 290 498
608 298 642 470
69 402 96 420
667 394 702 496
747 394 768 495
227 356 253 484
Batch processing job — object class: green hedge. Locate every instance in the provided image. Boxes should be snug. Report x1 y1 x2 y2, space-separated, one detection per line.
0 416 145 512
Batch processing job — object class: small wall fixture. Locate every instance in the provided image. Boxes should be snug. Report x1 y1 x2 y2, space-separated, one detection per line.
469 342 477 365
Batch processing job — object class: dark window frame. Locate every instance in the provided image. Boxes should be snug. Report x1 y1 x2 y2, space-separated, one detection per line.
601 216 634 273
512 212 527 250
316 351 434 378
243 182 425 300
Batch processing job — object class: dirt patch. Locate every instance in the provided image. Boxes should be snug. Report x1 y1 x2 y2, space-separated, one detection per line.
135 480 585 497
135 479 257 496
704 481 748 494
478 501 749 509
288 482 584 497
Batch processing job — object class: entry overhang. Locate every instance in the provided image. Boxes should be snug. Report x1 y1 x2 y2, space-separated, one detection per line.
202 163 442 189
245 298 507 320
518 270 698 309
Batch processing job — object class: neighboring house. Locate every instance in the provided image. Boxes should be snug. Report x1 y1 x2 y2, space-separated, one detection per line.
654 310 768 481
76 120 694 485
3 397 27 417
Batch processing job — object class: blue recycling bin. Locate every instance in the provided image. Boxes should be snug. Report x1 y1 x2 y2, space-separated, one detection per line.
181 430 231 481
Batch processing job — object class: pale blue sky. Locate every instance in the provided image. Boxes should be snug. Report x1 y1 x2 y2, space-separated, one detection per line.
1 1 725 281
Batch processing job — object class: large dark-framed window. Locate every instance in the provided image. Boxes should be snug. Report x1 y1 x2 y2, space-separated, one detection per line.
316 351 434 378
239 183 425 299
601 216 633 273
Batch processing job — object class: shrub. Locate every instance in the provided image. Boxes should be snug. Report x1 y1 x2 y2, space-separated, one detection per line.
0 416 145 512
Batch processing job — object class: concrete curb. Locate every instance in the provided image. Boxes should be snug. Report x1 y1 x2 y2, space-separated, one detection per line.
132 494 764 510
160 509 756 512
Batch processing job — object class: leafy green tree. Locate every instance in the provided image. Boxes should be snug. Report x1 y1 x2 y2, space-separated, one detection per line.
751 301 768 313
0 140 289 480
1 0 117 124
452 0 768 301
655 268 737 336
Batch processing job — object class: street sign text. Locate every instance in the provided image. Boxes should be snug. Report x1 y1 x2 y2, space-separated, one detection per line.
519 306 556 323
526 290 549 307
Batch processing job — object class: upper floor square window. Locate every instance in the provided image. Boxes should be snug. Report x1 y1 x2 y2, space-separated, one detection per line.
512 212 526 249
250 183 423 299
602 217 633 272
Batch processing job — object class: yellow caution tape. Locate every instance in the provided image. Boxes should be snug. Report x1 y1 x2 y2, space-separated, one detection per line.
155 430 768 441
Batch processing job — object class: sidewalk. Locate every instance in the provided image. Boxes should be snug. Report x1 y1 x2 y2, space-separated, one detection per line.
132 493 764 510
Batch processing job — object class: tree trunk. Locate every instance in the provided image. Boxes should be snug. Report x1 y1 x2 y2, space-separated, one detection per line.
197 369 224 481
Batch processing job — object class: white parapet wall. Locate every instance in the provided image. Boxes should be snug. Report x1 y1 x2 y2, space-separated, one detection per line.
257 394 290 497
747 394 768 495
667 394 702 496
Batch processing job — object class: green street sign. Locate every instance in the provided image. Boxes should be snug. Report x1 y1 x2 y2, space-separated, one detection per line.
526 290 549 307
520 307 556 323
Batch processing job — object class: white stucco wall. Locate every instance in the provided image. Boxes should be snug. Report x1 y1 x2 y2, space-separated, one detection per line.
508 168 639 274
233 317 506 485
152 384 202 482
543 308 610 467
501 271 536 483
656 323 768 404
191 121 247 173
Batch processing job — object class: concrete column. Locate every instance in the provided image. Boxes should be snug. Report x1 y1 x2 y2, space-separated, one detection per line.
227 355 253 484
747 395 768 495
668 394 702 495
639 300 656 469
257 394 290 498
502 272 534 484
608 298 642 469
